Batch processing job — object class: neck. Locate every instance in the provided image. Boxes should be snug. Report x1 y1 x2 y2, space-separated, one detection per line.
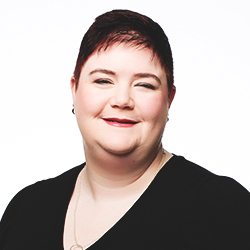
81 145 171 202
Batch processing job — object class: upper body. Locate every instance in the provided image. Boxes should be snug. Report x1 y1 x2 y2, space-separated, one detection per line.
1 155 250 250
64 9 177 249
1 9 249 250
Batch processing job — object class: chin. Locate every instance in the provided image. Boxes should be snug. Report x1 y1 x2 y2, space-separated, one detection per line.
100 142 139 156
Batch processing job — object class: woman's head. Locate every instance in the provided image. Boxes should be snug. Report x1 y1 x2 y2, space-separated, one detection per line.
71 10 176 156
73 9 174 96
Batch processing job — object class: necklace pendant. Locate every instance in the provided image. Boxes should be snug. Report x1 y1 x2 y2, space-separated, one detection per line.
70 244 84 250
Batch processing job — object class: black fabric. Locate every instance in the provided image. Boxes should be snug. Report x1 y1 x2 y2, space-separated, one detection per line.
1 155 250 249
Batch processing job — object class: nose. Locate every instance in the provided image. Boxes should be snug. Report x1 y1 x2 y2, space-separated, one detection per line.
109 84 134 110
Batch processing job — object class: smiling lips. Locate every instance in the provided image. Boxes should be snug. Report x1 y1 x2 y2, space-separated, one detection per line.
102 118 138 127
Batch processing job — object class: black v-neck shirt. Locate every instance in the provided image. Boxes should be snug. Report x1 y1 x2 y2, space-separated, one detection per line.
1 155 250 249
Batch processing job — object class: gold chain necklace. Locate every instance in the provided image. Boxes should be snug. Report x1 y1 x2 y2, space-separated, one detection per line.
69 169 98 250
69 149 166 250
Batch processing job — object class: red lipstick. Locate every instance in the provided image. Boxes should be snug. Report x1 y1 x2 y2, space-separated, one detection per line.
102 118 138 127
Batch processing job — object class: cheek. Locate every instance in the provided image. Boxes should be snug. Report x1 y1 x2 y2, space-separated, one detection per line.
75 88 107 117
138 95 168 124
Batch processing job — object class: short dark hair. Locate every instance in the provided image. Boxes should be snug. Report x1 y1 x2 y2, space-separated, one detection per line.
73 9 174 94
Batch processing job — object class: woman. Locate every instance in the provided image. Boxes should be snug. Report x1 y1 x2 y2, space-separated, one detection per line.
1 9 250 250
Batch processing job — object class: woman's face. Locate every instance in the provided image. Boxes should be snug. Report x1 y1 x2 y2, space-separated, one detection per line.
71 44 175 156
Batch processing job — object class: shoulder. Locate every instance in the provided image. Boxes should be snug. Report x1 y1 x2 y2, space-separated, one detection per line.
0 163 85 248
152 155 250 212
160 155 250 222
3 163 84 209
163 155 250 248
166 155 250 195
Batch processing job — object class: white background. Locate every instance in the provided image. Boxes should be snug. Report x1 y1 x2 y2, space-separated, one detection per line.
0 0 249 217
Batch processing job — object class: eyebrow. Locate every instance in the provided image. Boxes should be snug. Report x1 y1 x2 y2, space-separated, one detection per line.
89 68 116 76
134 73 161 84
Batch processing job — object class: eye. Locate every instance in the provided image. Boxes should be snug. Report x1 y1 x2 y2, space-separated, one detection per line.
94 79 113 85
137 83 156 90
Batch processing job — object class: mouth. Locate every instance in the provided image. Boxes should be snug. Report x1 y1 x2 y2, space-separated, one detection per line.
102 118 138 127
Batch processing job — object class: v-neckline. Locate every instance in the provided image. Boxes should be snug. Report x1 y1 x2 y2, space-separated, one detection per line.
61 155 177 250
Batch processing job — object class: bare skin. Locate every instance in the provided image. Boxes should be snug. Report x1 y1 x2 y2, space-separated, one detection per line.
64 44 175 249
63 149 173 249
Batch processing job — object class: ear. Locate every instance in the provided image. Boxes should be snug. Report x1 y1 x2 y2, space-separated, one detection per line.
168 85 176 108
71 76 76 103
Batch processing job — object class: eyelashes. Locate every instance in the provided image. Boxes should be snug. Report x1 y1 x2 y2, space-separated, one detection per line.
136 83 156 90
94 79 157 90
94 79 113 84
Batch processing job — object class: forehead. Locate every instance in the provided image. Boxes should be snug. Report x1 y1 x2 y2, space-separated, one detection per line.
82 44 166 77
